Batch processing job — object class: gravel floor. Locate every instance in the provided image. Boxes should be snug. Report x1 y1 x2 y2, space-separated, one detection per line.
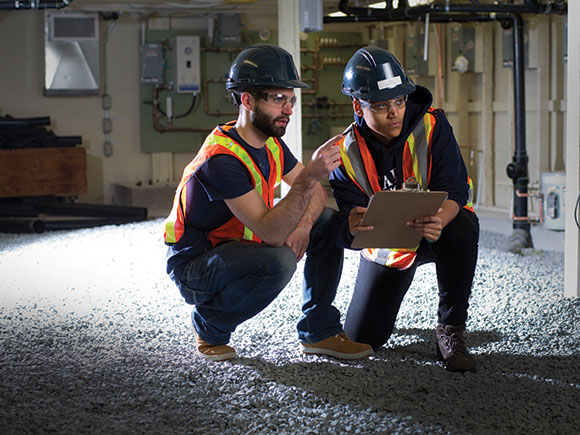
0 218 579 434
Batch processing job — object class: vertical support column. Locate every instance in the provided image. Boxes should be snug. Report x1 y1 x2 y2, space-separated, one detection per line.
549 15 565 172
565 1 580 298
278 0 303 197
535 17 551 174
151 153 173 184
480 23 495 208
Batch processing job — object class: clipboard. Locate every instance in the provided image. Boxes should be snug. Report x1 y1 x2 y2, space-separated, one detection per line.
351 190 448 249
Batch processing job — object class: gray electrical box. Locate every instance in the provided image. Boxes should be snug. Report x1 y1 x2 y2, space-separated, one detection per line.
300 0 323 33
405 32 428 76
141 43 164 85
217 13 241 45
450 24 475 73
502 26 529 68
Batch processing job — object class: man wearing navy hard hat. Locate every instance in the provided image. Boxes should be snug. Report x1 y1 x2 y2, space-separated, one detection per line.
164 44 372 362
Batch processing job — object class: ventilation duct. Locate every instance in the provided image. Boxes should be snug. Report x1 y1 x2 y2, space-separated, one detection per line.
44 11 100 96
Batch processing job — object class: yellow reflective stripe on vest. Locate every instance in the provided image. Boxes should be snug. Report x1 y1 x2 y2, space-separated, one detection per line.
218 142 264 197
465 176 474 211
406 113 432 189
164 126 283 245
265 137 283 187
164 210 178 244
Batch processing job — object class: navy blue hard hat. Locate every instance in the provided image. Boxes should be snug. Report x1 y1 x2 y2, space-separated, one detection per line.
226 44 309 90
342 46 415 101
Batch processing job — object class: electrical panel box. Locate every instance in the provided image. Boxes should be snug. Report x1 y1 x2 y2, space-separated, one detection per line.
502 26 529 68
405 32 428 76
300 0 323 33
541 172 566 231
171 36 201 93
140 43 164 85
450 25 475 73
216 13 241 45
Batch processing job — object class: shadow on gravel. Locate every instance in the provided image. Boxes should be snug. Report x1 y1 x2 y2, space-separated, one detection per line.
232 329 580 435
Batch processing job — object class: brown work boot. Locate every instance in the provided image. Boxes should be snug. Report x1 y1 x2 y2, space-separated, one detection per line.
189 319 236 361
436 324 476 372
300 332 373 360
196 336 237 361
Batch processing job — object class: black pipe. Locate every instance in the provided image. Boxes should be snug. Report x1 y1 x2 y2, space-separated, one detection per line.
335 0 567 19
505 14 531 237
33 202 148 220
325 12 493 24
0 218 46 233
0 1 71 10
42 217 145 231
55 136 83 146
524 0 567 15
0 117 51 127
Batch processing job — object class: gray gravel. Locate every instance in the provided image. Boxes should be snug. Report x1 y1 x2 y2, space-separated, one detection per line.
0 219 579 434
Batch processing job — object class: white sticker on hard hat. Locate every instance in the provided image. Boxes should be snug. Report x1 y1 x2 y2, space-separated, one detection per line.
377 62 402 90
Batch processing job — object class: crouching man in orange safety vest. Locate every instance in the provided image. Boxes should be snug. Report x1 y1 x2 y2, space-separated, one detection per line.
164 44 372 362
330 46 479 372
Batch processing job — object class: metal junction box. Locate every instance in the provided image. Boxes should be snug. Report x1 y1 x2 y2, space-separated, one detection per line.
141 43 164 85
450 24 475 73
541 172 566 231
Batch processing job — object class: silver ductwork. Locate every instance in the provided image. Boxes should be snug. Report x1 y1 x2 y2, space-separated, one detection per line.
44 10 100 96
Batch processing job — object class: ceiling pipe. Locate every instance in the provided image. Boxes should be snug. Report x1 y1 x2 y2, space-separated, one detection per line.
333 0 567 20
0 1 72 10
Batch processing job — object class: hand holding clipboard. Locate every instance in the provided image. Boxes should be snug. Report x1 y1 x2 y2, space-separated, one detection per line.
351 190 448 249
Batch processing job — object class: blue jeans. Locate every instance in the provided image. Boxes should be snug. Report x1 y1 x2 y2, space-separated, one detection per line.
176 208 344 345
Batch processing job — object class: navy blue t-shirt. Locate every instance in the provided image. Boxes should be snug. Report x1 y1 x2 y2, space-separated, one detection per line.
166 126 298 281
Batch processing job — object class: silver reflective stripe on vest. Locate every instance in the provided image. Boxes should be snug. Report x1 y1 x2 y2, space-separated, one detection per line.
343 126 375 198
411 119 429 189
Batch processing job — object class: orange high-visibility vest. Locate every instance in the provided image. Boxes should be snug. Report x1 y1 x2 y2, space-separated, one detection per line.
164 122 284 247
338 108 473 269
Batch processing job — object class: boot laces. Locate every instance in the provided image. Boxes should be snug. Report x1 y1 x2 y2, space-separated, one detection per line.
444 330 467 354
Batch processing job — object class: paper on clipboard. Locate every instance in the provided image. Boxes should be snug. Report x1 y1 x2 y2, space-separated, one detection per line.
351 190 448 249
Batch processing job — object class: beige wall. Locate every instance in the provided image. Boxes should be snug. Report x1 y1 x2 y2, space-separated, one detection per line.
0 11 150 204
0 10 567 213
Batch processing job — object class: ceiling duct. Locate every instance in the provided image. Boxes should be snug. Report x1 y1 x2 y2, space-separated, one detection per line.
44 11 100 96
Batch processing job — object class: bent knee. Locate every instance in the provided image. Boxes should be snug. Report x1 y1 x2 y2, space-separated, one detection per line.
266 245 297 283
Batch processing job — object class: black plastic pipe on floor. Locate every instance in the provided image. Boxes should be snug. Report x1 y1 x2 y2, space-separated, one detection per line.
0 218 46 233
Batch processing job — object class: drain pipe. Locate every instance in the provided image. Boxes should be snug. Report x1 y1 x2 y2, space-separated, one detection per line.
505 13 534 252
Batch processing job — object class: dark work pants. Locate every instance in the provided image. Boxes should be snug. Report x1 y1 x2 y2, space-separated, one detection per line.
344 208 479 350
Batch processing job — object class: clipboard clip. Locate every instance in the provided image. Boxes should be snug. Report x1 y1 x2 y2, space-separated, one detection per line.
402 177 421 191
